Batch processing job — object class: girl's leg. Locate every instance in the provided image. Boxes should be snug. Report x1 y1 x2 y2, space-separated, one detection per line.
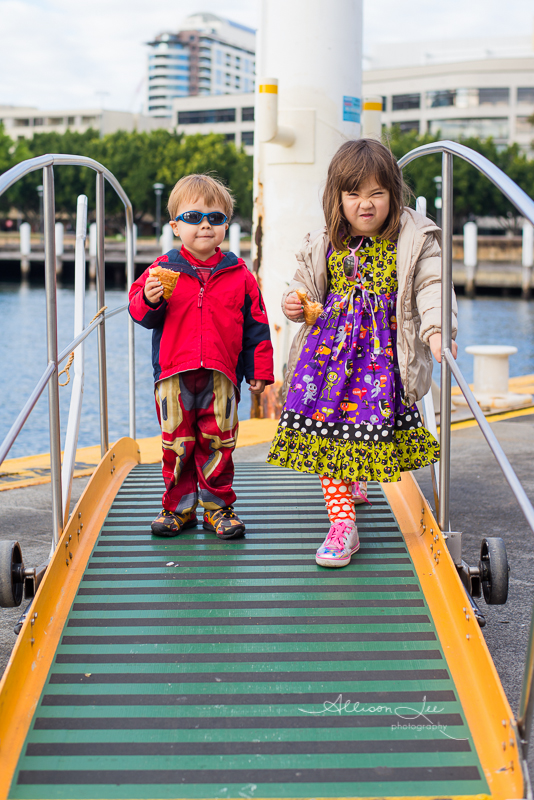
320 476 356 522
351 480 370 505
316 476 359 568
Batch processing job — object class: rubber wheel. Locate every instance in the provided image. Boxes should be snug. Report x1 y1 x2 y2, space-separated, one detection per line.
0 540 24 607
479 537 509 605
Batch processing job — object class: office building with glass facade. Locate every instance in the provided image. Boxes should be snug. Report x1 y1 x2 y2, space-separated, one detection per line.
363 36 534 152
146 13 255 118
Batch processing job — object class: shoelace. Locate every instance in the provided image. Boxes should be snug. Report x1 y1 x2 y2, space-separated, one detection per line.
218 507 236 520
323 520 352 550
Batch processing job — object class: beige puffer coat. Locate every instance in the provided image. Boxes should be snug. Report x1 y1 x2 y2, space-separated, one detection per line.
281 208 458 405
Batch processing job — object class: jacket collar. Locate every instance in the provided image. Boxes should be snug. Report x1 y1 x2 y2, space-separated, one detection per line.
164 247 240 279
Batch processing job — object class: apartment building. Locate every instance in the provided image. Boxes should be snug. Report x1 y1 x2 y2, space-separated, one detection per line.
146 13 255 118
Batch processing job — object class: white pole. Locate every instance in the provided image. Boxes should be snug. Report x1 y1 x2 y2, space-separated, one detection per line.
229 222 241 257
55 221 64 277
254 0 363 389
362 96 382 141
160 223 174 254
464 220 478 298
415 196 427 218
19 221 31 278
522 220 533 298
61 195 88 524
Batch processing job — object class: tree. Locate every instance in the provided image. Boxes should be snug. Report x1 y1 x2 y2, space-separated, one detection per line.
386 126 534 231
0 127 253 231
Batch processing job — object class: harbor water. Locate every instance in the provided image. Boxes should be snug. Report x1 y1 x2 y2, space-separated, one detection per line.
1 283 533 460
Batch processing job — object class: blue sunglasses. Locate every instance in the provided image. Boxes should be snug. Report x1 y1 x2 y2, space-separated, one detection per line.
175 210 228 226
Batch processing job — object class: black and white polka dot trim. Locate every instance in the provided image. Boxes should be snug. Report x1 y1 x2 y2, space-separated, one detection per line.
278 409 423 444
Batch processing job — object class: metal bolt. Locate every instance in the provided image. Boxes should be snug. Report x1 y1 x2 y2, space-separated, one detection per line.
78 512 82 519
502 720 508 727
434 534 439 542
466 634 470 640
430 528 434 534
30 637 35 645
422 524 426 532
502 741 507 750
465 614 470 621
69 551 73 559
66 559 69 567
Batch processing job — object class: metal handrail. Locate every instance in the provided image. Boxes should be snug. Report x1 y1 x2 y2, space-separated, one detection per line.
398 140 534 758
0 154 137 547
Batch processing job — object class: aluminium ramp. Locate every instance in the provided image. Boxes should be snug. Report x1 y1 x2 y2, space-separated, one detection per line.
0 454 525 799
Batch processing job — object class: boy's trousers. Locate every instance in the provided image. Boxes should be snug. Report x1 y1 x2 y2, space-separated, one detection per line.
155 369 239 514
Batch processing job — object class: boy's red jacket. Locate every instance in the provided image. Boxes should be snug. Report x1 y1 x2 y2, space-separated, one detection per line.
128 247 274 388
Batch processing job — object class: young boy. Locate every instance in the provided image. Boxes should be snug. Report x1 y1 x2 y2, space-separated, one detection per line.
129 174 274 538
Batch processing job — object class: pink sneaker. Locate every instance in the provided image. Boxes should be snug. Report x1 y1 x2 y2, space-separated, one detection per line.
351 481 371 506
315 520 360 568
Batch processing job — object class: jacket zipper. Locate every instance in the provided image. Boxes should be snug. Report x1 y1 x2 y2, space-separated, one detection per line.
198 286 204 365
196 264 239 368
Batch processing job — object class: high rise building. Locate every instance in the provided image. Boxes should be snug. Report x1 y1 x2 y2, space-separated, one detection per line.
146 12 256 118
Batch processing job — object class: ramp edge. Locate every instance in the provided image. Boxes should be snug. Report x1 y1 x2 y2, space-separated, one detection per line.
382 472 525 800
0 437 140 798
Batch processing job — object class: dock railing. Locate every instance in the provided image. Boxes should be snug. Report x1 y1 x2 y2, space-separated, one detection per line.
0 154 136 548
399 140 534 753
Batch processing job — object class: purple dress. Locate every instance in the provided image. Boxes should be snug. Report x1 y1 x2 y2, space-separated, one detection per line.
267 236 440 482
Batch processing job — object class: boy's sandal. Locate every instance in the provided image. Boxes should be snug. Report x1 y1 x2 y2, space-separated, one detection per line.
203 506 246 539
151 509 198 537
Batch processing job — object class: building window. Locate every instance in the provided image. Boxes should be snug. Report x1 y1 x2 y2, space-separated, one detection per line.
241 107 254 122
395 120 419 133
427 90 456 108
33 118 44 126
178 108 237 124
241 131 254 146
14 118 30 126
392 93 420 111
478 88 509 105
82 116 98 125
428 117 509 140
67 117 75 125
224 133 235 142
47 117 64 126
516 116 534 133
518 87 534 104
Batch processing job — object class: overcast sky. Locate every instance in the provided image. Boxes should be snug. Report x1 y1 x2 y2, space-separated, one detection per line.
0 0 531 112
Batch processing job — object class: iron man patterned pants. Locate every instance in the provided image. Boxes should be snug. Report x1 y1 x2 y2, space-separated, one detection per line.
155 369 239 513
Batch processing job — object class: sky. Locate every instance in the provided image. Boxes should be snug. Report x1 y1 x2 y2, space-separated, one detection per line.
0 0 531 113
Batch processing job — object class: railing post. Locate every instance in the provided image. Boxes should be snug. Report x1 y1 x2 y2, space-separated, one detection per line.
43 165 63 549
96 172 109 456
438 151 453 533
125 206 136 440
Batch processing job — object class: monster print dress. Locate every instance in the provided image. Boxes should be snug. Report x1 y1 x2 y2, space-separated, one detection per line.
267 236 440 482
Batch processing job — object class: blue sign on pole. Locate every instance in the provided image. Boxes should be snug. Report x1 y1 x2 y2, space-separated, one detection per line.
343 96 361 123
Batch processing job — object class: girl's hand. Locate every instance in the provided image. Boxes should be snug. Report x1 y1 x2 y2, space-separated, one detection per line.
428 333 458 363
284 292 304 321
144 275 164 304
249 379 266 395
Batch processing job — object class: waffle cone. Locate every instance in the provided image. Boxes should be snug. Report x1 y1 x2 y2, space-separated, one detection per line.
149 266 180 300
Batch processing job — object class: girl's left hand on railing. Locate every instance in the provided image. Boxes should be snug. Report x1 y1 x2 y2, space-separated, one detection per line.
428 333 458 363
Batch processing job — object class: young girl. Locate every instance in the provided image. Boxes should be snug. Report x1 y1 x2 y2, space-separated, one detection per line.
267 139 458 568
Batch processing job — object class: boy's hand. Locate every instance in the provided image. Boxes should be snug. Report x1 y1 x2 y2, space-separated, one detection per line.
249 379 266 395
428 333 458 363
284 292 304 321
144 275 164 304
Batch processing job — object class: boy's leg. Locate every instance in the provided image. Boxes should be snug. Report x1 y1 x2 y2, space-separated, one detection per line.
155 374 198 515
194 371 243 538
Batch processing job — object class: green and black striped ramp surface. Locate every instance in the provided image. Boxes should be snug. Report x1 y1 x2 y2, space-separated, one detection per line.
9 463 489 800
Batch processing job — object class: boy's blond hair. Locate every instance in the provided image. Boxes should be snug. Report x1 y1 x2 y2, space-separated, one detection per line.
167 174 234 220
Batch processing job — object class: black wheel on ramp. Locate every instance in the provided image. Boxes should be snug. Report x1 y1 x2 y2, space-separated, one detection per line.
479 537 509 605
0 540 24 607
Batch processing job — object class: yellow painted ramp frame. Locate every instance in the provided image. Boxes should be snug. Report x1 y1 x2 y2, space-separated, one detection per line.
383 472 526 798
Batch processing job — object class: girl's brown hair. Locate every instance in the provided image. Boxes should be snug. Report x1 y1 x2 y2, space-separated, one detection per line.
322 139 409 250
